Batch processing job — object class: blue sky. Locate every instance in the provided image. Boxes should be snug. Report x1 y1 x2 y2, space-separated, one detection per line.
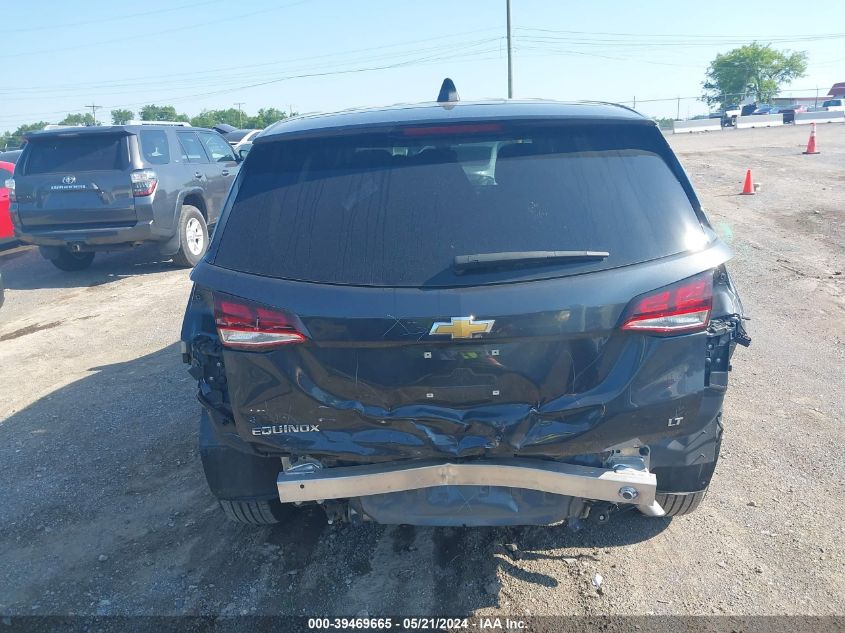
2 0 844 132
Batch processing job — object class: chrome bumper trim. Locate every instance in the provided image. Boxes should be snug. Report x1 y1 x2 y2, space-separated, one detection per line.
277 459 660 513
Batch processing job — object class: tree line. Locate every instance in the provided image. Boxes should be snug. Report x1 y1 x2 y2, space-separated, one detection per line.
1 104 295 149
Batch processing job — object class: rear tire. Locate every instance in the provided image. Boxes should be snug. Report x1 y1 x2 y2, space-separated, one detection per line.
655 490 706 516
219 499 290 525
50 248 95 271
172 204 208 267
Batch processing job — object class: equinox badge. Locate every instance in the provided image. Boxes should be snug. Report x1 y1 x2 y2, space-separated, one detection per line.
429 316 494 340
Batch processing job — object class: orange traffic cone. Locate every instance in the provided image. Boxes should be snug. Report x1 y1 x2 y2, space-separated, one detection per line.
740 169 755 195
803 122 820 154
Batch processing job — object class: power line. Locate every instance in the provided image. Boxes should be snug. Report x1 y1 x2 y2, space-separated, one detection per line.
8 0 228 34
0 37 504 117
0 43 505 124
0 29 501 95
515 44 702 68
5 0 312 60
515 26 845 43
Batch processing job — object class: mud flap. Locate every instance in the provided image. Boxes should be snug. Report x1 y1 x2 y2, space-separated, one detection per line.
158 231 181 257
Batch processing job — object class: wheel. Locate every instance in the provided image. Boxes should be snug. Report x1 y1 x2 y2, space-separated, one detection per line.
172 204 208 267
655 490 706 516
219 499 290 525
50 248 95 271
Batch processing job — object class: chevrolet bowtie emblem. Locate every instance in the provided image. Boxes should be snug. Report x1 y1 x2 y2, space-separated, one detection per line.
429 316 495 339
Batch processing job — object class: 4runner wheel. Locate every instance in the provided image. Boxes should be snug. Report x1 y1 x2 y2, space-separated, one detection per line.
172 204 208 267
50 248 95 271
219 499 290 525
655 490 706 516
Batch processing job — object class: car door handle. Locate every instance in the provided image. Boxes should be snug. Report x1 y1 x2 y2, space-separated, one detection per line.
221 169 229 176
194 172 203 179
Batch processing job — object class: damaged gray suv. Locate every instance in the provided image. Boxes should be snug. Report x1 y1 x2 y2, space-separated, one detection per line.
181 81 750 527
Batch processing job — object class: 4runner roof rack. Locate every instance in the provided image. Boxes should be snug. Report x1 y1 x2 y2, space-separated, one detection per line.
42 124 87 130
127 120 192 127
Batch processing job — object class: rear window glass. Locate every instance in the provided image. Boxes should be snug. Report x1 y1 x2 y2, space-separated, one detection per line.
214 124 706 287
140 129 170 165
24 134 127 174
0 167 12 182
225 130 251 143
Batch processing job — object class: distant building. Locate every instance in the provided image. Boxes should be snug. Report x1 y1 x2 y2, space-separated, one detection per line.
829 82 845 97
773 82 844 108
772 96 822 108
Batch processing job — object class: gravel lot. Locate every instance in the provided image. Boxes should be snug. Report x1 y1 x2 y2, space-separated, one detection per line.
0 123 843 621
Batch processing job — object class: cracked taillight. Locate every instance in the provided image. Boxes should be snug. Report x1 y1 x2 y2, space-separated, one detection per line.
214 293 307 350
620 271 713 334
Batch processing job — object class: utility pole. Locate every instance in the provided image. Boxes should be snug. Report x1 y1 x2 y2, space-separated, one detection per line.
85 103 100 125
234 102 245 128
506 0 513 98
815 85 819 109
676 96 681 120
633 96 636 109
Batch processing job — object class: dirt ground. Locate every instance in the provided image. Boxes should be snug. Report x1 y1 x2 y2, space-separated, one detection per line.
0 123 843 621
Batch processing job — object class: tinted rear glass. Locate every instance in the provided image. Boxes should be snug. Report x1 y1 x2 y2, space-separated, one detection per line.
0 151 22 164
225 130 252 143
215 124 706 287
0 167 12 182
24 134 127 174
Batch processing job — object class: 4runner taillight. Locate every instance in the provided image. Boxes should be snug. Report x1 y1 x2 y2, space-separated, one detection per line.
620 271 713 334
213 293 307 350
130 169 158 197
5 178 14 203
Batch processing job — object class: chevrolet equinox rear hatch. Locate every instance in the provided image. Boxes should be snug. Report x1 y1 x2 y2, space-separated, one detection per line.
186 119 736 466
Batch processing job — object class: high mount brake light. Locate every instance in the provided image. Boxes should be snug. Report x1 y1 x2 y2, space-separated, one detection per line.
214 293 307 349
130 169 158 197
402 123 502 137
620 271 713 334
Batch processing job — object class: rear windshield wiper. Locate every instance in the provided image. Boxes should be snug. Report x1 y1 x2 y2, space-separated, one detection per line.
453 250 609 274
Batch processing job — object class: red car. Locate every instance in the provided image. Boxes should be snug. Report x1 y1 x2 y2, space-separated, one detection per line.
0 161 14 243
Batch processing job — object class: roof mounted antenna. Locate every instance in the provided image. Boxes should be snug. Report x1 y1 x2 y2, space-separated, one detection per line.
437 78 459 104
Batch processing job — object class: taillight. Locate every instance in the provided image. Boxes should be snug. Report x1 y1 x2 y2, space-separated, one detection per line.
213 293 307 350
5 178 14 202
130 169 158 197
620 271 713 334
